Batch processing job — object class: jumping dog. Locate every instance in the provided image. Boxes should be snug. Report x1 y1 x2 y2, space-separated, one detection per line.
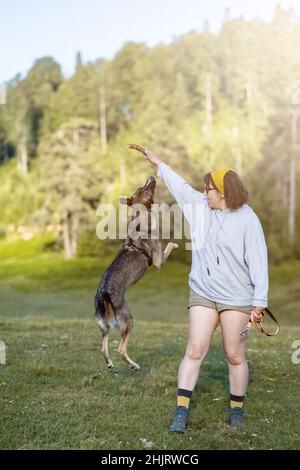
94 174 178 371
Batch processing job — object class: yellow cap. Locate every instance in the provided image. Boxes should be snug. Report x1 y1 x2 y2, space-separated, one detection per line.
211 167 235 194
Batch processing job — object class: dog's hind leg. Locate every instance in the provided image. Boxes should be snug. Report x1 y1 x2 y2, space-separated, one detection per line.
102 331 114 371
118 325 140 370
95 316 114 371
117 310 140 370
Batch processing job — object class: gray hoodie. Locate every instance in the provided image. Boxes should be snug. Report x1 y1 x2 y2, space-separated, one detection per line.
157 162 269 307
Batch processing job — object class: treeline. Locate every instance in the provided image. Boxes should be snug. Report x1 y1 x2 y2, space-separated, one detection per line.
0 6 300 263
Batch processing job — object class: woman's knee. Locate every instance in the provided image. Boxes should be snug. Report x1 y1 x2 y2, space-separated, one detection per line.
186 343 209 362
225 349 246 366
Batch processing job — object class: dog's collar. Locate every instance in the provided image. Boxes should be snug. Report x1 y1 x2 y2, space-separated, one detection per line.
125 237 153 266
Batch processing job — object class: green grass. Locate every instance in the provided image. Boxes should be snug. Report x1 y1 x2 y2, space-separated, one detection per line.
0 241 299 449
0 233 58 261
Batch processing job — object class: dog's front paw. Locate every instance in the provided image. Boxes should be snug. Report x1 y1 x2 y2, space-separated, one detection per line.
172 243 179 249
130 363 141 371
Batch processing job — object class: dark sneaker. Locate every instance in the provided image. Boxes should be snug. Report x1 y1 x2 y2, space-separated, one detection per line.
228 407 245 428
169 406 189 433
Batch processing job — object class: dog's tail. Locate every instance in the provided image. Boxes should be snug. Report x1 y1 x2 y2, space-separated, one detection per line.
94 291 115 320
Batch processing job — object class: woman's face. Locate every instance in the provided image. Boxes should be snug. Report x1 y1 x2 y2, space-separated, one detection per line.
204 180 223 209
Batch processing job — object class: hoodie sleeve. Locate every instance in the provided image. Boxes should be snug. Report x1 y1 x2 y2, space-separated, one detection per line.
157 162 207 224
244 214 269 307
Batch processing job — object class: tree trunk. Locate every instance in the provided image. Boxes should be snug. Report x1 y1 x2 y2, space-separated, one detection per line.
3 144 8 163
120 159 126 186
204 73 212 134
289 110 298 245
245 82 253 105
0 82 5 105
236 148 242 175
63 211 73 259
18 131 28 174
99 85 107 154
232 125 242 174
71 213 79 257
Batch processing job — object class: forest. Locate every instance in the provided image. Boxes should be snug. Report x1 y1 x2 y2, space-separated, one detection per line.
0 6 300 263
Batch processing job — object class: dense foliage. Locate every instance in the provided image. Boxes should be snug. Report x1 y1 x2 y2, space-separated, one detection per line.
1 7 299 262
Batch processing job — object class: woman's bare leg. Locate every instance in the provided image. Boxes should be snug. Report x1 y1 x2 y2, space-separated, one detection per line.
219 310 250 396
178 305 220 391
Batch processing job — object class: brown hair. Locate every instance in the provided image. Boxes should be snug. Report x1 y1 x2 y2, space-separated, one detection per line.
203 170 249 209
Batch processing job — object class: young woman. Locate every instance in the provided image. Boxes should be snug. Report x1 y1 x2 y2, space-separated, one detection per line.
136 148 268 431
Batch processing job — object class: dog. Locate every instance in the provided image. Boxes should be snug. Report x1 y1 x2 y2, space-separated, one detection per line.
94 175 178 371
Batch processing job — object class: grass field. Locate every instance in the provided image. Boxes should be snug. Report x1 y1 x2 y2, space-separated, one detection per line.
0 238 299 450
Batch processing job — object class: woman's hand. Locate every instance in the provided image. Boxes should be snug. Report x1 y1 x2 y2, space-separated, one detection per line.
144 149 162 167
251 306 265 321
128 144 162 167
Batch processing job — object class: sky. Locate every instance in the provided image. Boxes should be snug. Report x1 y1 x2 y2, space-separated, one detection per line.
1 0 300 82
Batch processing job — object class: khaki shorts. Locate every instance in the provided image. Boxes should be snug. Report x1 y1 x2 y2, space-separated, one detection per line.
188 288 252 315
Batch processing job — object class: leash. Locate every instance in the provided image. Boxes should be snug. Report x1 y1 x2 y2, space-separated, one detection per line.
240 307 280 337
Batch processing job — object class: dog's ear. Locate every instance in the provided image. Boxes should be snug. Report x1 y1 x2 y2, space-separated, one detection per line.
119 196 133 206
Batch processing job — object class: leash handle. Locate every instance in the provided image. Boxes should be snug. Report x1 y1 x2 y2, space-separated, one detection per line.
258 307 280 336
240 307 280 337
247 307 280 337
